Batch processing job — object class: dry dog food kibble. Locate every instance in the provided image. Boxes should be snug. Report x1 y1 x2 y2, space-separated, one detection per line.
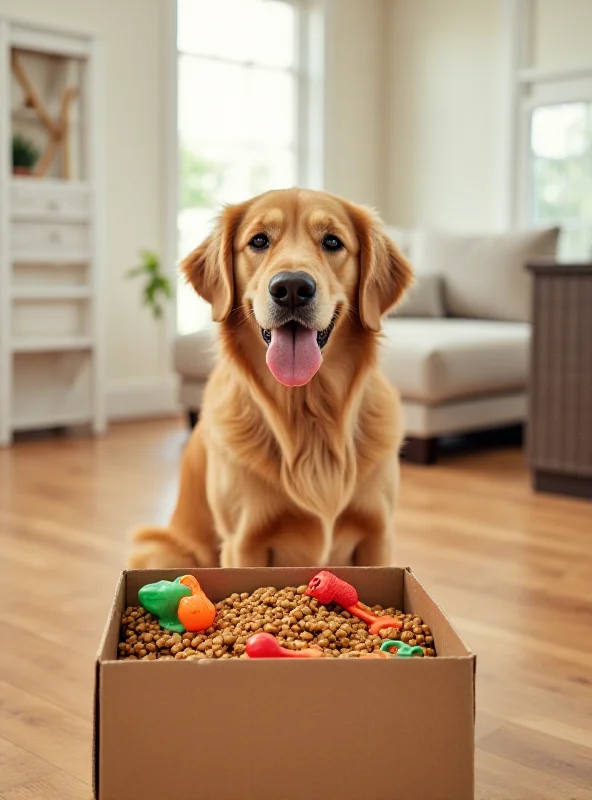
118 585 436 660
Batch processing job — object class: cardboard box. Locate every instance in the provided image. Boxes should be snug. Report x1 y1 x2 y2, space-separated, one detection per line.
94 567 475 800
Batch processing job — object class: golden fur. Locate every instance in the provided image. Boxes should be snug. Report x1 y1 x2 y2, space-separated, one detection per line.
129 188 413 568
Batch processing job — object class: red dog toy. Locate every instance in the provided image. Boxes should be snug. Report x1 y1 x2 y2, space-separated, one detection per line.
305 571 402 634
246 632 324 659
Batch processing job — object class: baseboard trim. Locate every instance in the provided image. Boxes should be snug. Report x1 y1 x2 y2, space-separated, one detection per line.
534 470 592 501
106 375 180 421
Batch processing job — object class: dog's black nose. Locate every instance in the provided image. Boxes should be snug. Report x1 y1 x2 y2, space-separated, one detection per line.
268 271 317 308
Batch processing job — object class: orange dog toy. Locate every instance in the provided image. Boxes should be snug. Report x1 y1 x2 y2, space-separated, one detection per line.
176 575 216 632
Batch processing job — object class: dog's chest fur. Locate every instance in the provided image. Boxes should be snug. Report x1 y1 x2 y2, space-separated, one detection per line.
209 375 393 523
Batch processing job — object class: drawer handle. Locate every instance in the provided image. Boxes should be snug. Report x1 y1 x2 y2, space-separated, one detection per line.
49 230 62 243
47 200 61 211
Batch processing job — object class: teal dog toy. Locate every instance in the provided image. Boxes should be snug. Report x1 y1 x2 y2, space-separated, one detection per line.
380 639 424 658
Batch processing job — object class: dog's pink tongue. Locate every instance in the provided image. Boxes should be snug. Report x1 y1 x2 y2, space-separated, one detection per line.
266 325 322 387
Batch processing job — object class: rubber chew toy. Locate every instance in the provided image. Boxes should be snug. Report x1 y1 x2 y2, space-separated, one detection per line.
138 579 191 633
246 632 324 659
380 640 424 658
359 651 390 659
176 575 217 632
137 575 215 633
305 570 402 634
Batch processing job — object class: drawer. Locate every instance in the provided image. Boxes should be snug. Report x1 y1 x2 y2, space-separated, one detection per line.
11 220 91 259
10 181 91 221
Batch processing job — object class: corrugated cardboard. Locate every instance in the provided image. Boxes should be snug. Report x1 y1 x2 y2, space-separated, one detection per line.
94 567 475 800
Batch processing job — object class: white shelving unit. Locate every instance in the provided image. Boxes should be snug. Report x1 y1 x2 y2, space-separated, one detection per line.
0 17 105 446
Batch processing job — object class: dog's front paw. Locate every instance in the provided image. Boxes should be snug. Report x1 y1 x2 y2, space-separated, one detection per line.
127 527 197 569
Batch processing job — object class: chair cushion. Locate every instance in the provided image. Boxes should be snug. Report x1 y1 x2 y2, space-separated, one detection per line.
412 227 559 322
174 319 529 406
390 273 445 318
380 318 530 404
383 225 414 259
174 326 218 381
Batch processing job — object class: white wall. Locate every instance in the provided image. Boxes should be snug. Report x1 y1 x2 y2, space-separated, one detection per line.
2 0 176 420
322 0 387 211
384 0 506 231
533 0 592 70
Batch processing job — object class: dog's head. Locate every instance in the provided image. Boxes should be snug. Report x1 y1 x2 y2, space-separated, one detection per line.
182 188 413 387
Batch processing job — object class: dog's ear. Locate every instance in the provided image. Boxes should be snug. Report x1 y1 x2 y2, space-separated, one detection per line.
181 202 247 322
349 204 414 332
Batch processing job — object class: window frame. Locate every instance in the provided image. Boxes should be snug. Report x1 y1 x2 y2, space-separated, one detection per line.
517 77 592 237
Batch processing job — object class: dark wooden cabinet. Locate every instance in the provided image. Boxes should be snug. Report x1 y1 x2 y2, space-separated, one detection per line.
527 261 592 500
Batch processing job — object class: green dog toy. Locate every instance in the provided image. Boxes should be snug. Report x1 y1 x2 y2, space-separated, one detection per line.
380 639 425 658
138 578 192 633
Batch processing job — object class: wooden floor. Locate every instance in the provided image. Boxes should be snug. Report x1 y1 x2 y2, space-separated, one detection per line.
0 418 591 799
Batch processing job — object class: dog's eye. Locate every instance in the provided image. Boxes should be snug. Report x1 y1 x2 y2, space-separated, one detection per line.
249 233 270 250
322 234 344 252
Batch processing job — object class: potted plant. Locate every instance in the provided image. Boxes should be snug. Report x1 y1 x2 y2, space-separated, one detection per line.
12 133 40 176
126 250 173 320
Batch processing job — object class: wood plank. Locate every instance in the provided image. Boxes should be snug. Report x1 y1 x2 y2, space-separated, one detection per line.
0 737 51 793
0 622 93 722
478 722 592 790
1 772 89 800
476 749 592 800
0 682 90 783
0 737 88 798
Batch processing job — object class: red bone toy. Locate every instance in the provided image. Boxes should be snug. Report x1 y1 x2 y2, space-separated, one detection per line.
246 632 324 659
245 632 389 659
305 570 402 634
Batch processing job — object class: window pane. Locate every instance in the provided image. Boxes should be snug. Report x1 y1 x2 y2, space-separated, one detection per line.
178 207 217 262
177 207 217 335
247 146 295 194
247 67 295 147
558 227 592 260
177 281 212 335
179 55 249 148
530 101 592 258
179 56 295 150
178 0 295 69
180 140 295 209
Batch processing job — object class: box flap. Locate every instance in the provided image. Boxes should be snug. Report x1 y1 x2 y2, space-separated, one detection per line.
96 571 127 662
93 571 126 799
404 567 473 657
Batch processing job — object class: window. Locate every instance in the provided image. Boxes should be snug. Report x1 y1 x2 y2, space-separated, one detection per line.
509 4 592 259
527 92 592 259
176 0 299 334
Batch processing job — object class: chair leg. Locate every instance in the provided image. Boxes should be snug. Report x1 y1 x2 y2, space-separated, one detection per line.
187 410 199 429
403 436 438 465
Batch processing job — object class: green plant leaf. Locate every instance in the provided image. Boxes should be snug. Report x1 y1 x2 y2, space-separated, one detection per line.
127 249 172 320
12 133 40 169
179 143 226 210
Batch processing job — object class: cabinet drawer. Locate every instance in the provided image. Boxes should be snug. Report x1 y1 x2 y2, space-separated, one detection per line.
11 220 91 260
11 181 91 221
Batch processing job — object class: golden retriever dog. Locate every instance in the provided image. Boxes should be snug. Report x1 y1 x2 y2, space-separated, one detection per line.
129 188 413 569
